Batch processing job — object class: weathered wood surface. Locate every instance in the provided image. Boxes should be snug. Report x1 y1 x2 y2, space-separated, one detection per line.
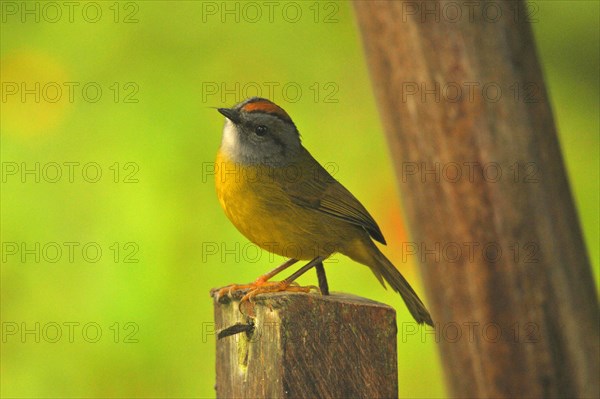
213 292 398 399
354 1 599 398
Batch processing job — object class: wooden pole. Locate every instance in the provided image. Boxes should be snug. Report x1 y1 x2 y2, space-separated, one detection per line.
212 292 398 399
353 1 599 398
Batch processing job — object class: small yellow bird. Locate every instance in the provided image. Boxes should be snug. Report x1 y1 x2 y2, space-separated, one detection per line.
215 97 433 326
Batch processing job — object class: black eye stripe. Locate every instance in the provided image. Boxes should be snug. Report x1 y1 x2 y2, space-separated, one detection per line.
243 111 300 139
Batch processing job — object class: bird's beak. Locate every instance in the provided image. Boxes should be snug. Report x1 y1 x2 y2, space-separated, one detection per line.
218 108 241 124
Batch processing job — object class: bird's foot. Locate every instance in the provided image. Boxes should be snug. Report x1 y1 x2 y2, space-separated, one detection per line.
213 275 273 302
237 280 319 316
240 280 320 303
214 277 319 302
214 277 319 316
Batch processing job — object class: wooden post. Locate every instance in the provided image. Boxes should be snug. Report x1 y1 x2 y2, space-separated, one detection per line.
353 1 599 398
212 292 398 398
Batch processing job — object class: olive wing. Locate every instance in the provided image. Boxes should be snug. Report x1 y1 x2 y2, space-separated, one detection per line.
282 150 387 245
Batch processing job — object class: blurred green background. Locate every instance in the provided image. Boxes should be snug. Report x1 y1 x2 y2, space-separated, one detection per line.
1 1 598 398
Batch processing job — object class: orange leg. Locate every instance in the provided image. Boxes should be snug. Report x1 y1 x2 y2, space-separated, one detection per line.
237 256 327 306
215 256 327 315
215 258 299 301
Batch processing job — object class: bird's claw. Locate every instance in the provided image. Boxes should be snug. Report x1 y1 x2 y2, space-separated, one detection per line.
240 282 320 303
215 279 321 315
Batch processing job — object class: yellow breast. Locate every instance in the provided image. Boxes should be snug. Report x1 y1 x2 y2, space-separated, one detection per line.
215 150 326 260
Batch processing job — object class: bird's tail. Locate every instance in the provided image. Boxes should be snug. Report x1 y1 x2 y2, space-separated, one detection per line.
348 238 433 326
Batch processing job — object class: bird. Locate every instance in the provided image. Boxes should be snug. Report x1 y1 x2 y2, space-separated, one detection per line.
214 97 433 326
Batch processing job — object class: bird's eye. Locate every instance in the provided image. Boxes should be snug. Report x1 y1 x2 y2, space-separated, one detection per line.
255 125 268 136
